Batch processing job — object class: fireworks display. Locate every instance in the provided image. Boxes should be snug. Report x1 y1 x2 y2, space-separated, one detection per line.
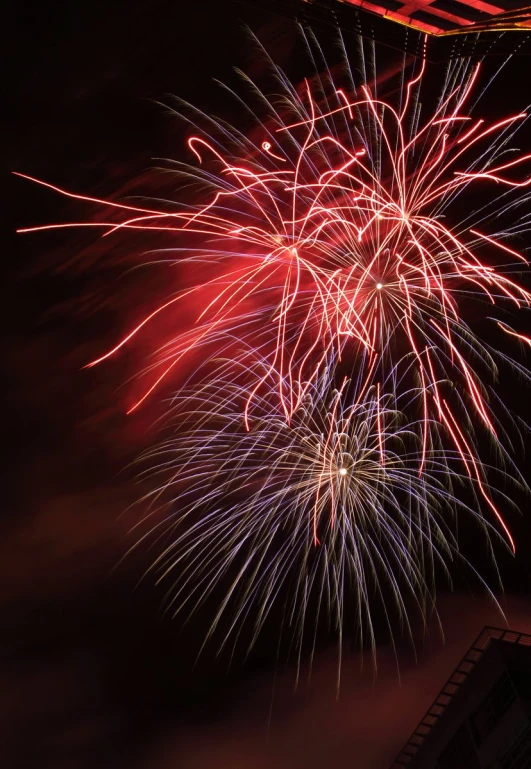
135 369 512 672
17 30 531 662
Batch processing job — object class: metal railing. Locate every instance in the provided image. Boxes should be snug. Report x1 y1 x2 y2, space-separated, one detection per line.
239 0 531 61
391 627 531 768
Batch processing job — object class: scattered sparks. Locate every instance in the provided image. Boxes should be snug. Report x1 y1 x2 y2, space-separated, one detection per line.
16 30 531 662
134 371 510 668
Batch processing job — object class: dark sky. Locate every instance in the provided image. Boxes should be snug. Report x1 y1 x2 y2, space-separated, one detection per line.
6 2 531 768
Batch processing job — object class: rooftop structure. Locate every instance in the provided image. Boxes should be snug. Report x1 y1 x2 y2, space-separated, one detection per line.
341 0 531 37
244 0 531 59
391 627 531 769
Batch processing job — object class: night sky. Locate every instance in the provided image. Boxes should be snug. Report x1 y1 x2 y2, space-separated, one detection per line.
6 2 531 767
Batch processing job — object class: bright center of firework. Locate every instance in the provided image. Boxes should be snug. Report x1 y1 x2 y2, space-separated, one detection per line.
339 467 348 476
376 282 383 290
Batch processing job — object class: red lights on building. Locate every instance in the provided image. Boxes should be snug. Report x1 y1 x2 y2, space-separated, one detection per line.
339 0 531 35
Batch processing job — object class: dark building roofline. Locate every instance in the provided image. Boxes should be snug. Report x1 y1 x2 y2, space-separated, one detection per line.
390 626 531 768
241 0 531 60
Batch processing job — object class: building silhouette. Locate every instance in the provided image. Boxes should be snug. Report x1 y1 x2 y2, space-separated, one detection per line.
340 0 531 37
392 627 531 769
243 0 531 59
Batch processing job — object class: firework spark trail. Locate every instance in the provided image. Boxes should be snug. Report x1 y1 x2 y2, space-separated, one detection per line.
15 31 531 654
131 368 514 672
16 46 531 415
